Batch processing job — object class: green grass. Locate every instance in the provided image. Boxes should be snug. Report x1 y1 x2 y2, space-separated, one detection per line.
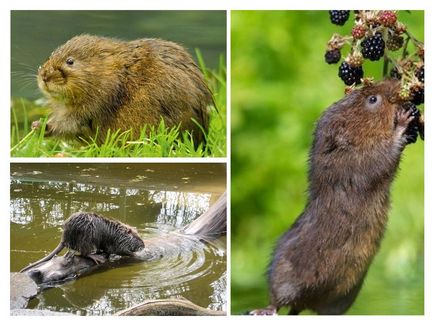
10 52 226 158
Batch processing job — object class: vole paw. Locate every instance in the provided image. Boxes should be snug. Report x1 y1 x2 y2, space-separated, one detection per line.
87 253 107 265
395 108 414 130
31 120 41 130
394 108 415 143
32 120 54 137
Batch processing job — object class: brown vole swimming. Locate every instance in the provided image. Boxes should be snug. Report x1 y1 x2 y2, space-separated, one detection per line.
20 212 145 272
34 34 212 144
250 79 420 315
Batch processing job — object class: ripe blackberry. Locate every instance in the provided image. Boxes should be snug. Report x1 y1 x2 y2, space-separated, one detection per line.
338 61 363 85
416 66 424 83
325 49 341 64
386 34 404 51
329 11 350 26
352 25 366 39
401 102 421 144
410 86 424 105
378 11 397 27
361 33 385 61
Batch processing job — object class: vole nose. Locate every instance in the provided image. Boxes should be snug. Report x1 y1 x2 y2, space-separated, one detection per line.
40 70 48 83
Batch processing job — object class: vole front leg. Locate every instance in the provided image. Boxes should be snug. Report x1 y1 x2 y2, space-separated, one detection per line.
31 120 54 136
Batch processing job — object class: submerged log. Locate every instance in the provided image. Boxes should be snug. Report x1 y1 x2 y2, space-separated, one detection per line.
22 192 226 286
116 297 226 316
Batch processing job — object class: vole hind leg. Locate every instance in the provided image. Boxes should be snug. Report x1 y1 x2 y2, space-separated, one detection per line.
288 307 300 315
316 280 364 315
249 305 278 315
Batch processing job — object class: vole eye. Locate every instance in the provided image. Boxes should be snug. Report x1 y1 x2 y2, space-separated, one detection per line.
66 57 74 66
366 94 382 110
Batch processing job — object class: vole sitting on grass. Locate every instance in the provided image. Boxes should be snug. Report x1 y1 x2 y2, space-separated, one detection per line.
34 34 213 145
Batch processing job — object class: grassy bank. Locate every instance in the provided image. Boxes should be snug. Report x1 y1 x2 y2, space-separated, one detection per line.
11 52 226 158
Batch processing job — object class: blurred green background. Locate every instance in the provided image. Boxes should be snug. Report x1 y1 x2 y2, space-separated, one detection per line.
231 10 424 315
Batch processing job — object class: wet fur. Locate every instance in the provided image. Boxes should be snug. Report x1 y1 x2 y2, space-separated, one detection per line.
21 212 144 272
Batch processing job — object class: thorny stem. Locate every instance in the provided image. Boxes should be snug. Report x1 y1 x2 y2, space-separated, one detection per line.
383 55 389 77
401 35 411 59
404 30 424 47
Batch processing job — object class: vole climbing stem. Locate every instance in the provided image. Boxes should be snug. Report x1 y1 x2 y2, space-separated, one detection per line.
250 79 417 315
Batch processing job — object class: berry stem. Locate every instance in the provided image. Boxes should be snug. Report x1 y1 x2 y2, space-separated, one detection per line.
383 54 390 77
404 30 424 47
401 36 411 59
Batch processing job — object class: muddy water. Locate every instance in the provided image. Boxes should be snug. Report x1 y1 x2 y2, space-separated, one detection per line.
10 163 226 315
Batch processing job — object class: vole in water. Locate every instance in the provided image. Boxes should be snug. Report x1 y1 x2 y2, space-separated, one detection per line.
20 212 145 272
33 34 213 145
250 79 422 315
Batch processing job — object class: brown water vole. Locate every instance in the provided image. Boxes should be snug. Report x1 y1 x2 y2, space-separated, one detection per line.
20 212 145 272
34 34 212 144
251 79 418 315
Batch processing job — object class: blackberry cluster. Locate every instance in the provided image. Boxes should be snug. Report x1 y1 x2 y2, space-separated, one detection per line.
324 9 424 114
401 102 423 144
329 11 350 26
361 33 385 61
410 87 424 105
325 49 341 64
338 61 363 85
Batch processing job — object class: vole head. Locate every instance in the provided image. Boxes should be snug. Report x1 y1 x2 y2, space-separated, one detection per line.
37 34 126 111
315 79 402 151
119 226 145 253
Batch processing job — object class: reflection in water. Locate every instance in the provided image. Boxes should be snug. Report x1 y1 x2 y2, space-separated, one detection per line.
10 180 211 229
153 191 211 227
11 163 226 315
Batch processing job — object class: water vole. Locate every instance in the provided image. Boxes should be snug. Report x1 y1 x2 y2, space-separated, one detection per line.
20 212 145 272
251 79 419 315
34 34 212 144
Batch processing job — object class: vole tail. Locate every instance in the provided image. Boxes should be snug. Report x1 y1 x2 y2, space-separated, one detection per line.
20 242 65 273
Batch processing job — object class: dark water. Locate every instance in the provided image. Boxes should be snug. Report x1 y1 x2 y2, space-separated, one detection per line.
11 10 226 99
10 163 226 315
